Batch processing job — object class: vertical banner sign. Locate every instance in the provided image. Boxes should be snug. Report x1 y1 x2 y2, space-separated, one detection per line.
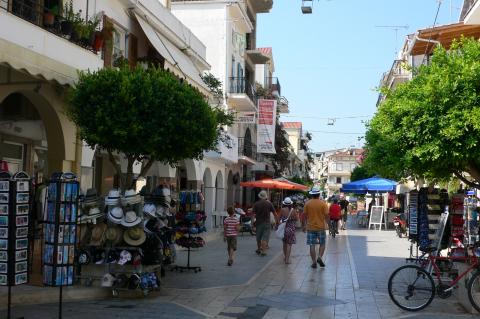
257 99 277 154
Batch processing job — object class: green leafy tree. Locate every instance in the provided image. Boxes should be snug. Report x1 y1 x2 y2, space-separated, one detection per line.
365 37 480 188
69 66 232 189
350 166 374 182
268 120 292 177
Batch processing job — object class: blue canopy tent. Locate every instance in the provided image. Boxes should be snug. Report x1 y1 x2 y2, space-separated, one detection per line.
340 177 397 194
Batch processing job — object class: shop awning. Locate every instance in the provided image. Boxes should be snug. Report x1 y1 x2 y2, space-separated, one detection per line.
0 38 76 85
134 13 208 91
410 22 480 55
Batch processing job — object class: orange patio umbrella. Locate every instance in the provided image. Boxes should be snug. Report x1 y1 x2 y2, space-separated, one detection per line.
240 178 307 191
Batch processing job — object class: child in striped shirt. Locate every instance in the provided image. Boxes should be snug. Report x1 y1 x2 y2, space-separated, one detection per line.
224 206 240 266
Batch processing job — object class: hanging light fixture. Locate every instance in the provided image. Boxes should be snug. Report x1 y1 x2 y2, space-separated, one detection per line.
301 0 313 14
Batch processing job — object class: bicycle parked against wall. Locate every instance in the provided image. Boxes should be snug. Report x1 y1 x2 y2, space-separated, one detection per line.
387 242 480 312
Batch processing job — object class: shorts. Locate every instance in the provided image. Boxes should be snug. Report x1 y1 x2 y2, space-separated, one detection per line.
226 236 237 251
256 223 270 242
307 230 326 246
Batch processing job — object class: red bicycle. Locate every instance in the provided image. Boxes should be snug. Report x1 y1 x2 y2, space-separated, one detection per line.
388 243 480 312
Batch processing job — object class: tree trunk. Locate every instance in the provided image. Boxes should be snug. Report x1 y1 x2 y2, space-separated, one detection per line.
453 171 480 189
138 158 155 181
107 150 125 190
125 156 135 191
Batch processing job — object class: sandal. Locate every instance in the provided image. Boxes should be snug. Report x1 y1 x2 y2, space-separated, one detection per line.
311 263 317 269
255 249 261 255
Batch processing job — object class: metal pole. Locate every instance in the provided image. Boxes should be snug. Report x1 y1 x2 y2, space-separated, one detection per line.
59 285 63 319
7 285 11 319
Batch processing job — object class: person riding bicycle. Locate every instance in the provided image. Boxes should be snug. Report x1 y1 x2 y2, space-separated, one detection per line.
329 199 342 235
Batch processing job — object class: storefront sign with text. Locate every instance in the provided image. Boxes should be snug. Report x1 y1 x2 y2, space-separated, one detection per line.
256 99 277 154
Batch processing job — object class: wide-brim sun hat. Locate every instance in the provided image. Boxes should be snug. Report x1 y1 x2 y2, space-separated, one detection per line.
121 189 141 206
309 187 321 195
89 223 107 246
143 203 156 218
83 188 100 206
282 197 293 205
105 226 123 245
123 227 146 246
108 206 124 224
121 211 142 227
258 190 268 200
105 189 121 206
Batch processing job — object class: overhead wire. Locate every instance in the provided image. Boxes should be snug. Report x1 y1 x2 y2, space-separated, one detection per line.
421 0 443 65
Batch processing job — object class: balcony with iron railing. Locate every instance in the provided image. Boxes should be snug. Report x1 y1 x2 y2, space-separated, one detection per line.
228 77 258 111
1 0 102 54
238 137 257 163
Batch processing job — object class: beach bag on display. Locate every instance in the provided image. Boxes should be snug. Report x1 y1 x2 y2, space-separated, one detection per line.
275 209 292 239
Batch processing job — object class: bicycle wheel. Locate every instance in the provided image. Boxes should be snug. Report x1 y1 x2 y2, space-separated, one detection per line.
467 271 480 313
388 265 435 311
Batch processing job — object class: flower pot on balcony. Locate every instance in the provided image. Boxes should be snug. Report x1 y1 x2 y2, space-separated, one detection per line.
43 12 55 27
60 20 73 36
92 31 104 52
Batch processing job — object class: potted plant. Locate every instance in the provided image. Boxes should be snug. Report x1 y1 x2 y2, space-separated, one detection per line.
43 5 58 27
85 14 100 49
60 0 75 36
93 23 112 52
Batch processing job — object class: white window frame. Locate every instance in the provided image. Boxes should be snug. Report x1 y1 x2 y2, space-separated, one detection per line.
112 23 127 59
336 163 343 171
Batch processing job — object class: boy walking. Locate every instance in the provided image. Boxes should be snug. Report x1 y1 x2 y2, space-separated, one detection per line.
224 206 240 266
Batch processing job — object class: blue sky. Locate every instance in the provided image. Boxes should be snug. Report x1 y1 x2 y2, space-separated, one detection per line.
257 0 464 152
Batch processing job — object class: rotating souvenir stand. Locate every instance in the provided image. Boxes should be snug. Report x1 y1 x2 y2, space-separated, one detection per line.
42 172 79 319
173 192 205 273
463 193 479 246
0 171 31 319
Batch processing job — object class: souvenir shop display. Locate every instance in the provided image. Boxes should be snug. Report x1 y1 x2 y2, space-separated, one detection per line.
41 172 79 319
408 190 418 241
0 171 32 319
463 192 479 245
173 190 206 273
75 186 171 297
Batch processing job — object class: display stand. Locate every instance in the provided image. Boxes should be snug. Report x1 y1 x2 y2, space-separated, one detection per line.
172 232 201 273
368 206 385 230
0 171 32 319
42 172 79 319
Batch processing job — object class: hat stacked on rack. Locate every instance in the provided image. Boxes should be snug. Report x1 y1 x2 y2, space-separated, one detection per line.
79 188 104 223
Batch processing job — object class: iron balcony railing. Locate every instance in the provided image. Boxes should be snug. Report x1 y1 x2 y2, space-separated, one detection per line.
229 77 258 106
1 0 100 53
238 137 257 161
265 77 281 97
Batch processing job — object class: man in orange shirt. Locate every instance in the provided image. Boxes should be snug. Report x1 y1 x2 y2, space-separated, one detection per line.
302 187 330 268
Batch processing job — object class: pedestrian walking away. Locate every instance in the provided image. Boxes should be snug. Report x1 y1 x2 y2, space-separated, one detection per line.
339 195 349 230
224 206 240 266
303 186 329 268
279 197 298 264
252 190 276 256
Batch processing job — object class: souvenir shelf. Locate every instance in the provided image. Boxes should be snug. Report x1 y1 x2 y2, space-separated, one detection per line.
42 172 79 287
173 210 206 273
0 171 32 319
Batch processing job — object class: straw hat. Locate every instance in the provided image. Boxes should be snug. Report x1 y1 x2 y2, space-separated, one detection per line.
105 189 121 206
107 207 124 224
282 197 293 205
121 211 142 227
121 189 141 206
123 227 146 246
89 223 107 246
104 226 123 245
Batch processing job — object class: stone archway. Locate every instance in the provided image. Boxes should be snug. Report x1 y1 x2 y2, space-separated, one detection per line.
0 89 69 181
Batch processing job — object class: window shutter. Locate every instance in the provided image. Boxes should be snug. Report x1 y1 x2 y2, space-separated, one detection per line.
128 33 138 68
103 15 114 67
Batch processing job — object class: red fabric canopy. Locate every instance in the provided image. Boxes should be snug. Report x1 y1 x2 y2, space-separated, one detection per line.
240 178 308 191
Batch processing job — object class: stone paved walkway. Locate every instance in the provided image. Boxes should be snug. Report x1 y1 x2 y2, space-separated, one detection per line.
2 218 478 318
